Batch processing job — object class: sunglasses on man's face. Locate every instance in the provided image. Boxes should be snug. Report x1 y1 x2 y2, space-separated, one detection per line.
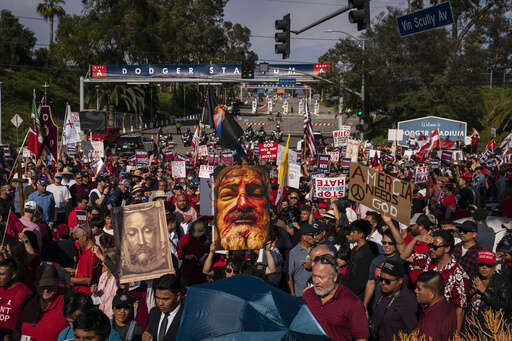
428 244 447 251
377 276 397 285
313 255 336 266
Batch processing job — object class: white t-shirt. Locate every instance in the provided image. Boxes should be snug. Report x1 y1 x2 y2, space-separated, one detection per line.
47 184 72 210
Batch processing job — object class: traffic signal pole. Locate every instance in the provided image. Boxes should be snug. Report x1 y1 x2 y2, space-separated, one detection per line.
291 6 351 35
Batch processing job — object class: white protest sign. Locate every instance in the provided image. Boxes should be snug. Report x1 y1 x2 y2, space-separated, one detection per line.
387 129 404 141
171 161 186 178
415 166 429 184
199 177 213 216
287 164 301 189
333 126 351 147
277 144 299 166
314 177 346 198
327 150 339 162
369 150 381 159
464 136 472 146
198 145 208 157
199 165 215 178
453 150 464 161
22 147 31 158
345 140 360 162
91 141 104 158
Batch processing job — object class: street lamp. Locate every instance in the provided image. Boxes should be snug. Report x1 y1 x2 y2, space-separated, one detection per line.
325 29 366 136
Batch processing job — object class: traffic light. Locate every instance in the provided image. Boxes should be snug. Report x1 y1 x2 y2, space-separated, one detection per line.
356 102 363 116
275 13 290 59
241 60 254 79
348 0 370 31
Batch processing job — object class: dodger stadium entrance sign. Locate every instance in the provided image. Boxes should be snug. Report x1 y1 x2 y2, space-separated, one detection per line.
348 163 413 225
397 115 466 147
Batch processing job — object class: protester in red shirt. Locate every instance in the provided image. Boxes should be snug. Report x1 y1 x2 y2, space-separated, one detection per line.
0 258 32 338
303 254 369 341
415 271 457 341
68 194 90 230
178 219 208 285
440 183 457 221
18 264 67 341
70 226 101 294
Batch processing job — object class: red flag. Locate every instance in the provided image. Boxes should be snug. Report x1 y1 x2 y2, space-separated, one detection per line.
417 129 439 161
27 127 41 158
5 211 25 239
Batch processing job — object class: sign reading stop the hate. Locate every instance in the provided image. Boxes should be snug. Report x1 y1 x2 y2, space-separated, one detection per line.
415 166 429 184
314 177 346 198
259 142 278 159
348 163 413 225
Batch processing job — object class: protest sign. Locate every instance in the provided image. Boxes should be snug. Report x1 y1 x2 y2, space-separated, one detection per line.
221 152 233 165
333 126 351 147
135 150 148 167
198 145 208 157
387 129 404 141
199 165 215 178
277 144 298 167
165 151 173 161
91 141 104 158
259 142 278 159
171 161 186 178
415 166 429 184
341 157 351 174
314 177 346 198
345 140 360 162
22 147 32 158
76 210 88 225
287 163 301 189
199 177 213 216
327 150 339 162
318 154 330 173
348 163 413 225
1 145 10 158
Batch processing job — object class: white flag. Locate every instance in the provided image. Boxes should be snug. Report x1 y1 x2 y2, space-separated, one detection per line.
63 103 81 144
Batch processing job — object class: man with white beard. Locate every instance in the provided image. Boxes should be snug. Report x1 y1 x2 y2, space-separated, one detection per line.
302 253 369 341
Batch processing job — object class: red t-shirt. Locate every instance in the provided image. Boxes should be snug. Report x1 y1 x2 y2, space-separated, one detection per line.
74 247 101 294
404 234 430 287
303 285 369 341
20 294 67 341
0 283 32 332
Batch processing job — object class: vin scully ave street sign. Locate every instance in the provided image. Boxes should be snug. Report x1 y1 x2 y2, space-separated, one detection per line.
397 2 454 37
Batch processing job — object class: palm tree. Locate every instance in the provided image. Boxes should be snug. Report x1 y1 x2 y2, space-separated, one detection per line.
36 0 66 45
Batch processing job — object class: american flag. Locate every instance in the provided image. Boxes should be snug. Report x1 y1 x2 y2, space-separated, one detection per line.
441 150 452 164
304 99 316 157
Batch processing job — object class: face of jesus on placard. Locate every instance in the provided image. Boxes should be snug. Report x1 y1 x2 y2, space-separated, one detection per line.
214 166 270 250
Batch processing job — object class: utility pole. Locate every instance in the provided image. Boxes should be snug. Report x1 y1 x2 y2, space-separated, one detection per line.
338 78 344 129
361 39 365 140
0 81 2 144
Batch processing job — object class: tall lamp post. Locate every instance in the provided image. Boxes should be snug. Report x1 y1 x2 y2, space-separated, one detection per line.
325 30 366 136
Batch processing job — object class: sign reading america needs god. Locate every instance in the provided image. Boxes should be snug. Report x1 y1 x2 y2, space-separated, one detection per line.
348 163 413 225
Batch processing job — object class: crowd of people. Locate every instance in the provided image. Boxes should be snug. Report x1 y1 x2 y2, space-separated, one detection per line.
0 130 511 341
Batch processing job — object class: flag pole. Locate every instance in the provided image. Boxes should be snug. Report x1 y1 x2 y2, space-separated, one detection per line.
8 130 29 181
303 98 308 162
194 90 208 165
0 209 12 246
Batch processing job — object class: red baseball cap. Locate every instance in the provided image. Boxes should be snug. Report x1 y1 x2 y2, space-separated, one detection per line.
477 250 496 266
317 203 328 209
57 224 69 236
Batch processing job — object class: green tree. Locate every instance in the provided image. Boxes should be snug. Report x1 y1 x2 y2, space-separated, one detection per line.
36 0 66 45
0 10 36 66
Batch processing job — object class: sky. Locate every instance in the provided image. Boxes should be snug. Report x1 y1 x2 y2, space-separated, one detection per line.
2 0 408 63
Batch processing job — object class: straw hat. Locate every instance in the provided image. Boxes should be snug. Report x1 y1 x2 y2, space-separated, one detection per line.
62 167 74 176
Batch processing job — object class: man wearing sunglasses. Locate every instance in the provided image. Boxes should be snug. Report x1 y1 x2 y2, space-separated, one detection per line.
371 260 417 341
303 253 369 341
464 250 512 333
405 230 469 334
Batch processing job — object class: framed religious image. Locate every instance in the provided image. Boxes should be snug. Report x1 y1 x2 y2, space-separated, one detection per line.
113 201 174 283
213 165 271 250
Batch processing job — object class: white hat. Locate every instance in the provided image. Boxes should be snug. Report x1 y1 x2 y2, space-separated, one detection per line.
24 201 37 211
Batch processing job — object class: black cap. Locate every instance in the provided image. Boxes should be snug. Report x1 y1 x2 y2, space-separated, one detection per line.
380 259 405 278
473 208 488 221
312 221 327 234
301 224 316 236
112 292 133 309
458 220 477 233
173 184 182 191
416 214 434 228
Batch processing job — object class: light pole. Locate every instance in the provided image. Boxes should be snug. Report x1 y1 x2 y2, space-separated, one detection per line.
325 30 366 135
96 85 99 111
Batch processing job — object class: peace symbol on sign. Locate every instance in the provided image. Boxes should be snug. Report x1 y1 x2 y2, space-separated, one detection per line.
350 184 365 201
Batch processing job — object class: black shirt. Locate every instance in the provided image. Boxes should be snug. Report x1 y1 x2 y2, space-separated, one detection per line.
343 242 375 299
46 239 78 268
112 319 144 341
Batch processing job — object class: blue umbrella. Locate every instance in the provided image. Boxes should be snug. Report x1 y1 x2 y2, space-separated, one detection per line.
176 275 329 341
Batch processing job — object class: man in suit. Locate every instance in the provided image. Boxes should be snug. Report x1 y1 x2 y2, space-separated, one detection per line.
142 274 184 341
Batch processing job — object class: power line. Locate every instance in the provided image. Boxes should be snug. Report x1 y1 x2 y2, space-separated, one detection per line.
251 34 341 41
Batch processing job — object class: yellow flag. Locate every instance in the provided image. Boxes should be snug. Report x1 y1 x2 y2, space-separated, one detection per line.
275 135 290 204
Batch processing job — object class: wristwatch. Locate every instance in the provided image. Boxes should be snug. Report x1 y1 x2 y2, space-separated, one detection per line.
23 240 29 244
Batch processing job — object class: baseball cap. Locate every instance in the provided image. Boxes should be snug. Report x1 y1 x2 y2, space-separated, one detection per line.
112 292 133 309
477 250 496 266
312 221 327 234
416 214 434 229
54 172 63 178
121 179 131 188
380 259 405 278
301 224 316 236
317 202 328 209
458 221 477 233
409 213 422 226
25 201 37 211
37 178 48 186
